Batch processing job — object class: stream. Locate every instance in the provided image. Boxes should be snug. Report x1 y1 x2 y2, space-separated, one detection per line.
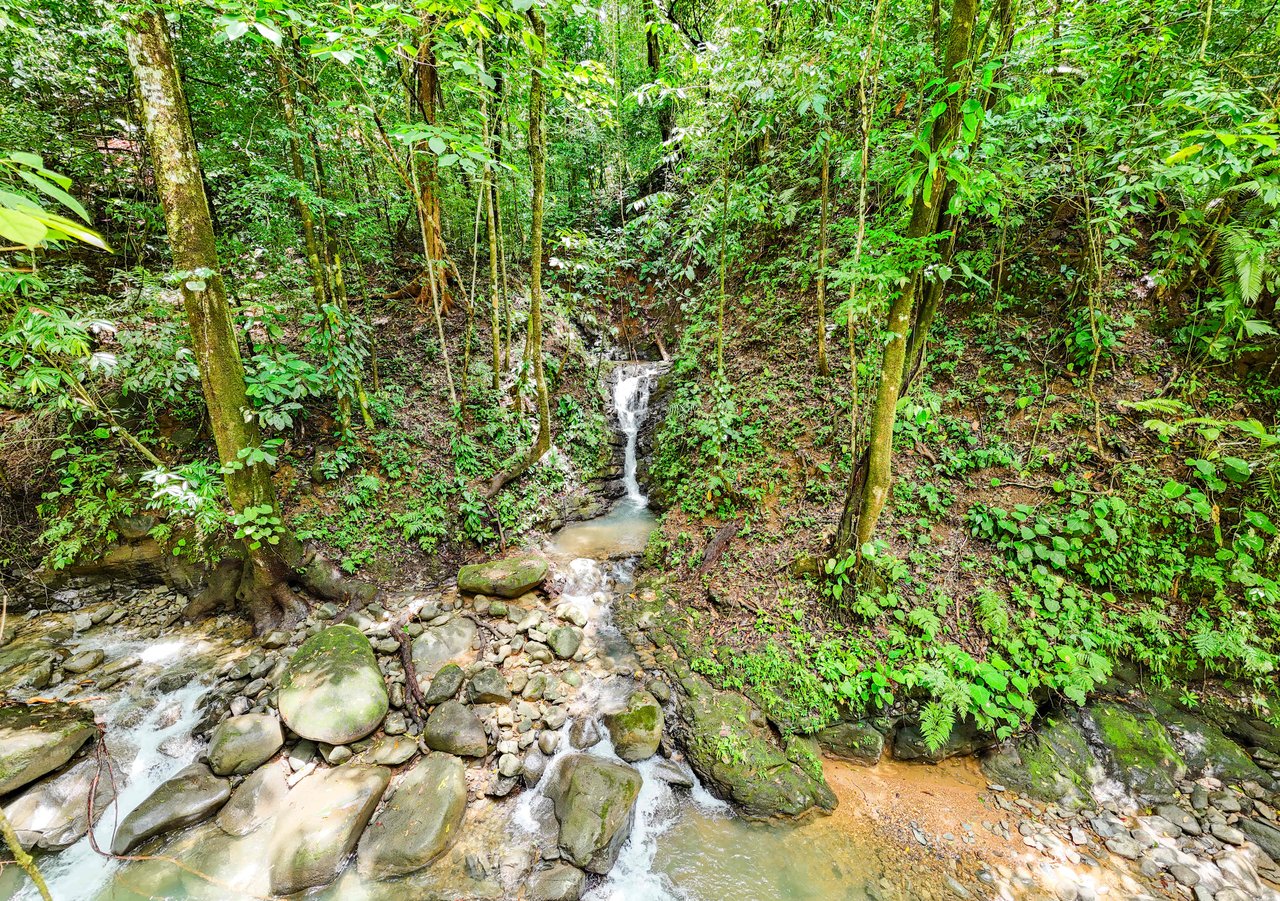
2 362 1068 901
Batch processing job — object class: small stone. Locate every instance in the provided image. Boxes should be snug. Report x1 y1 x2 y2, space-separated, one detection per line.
1212 823 1246 845
468 667 512 704
498 753 522 777
321 744 353 765
262 631 289 649
422 663 465 706
383 712 408 736
63 650 105 675
1170 864 1201 887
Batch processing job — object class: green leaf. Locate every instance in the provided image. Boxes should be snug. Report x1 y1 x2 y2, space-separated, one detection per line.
0 207 48 246
15 169 90 222
428 136 447 155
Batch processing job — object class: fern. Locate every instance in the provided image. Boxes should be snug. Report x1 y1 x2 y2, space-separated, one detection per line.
920 701 955 752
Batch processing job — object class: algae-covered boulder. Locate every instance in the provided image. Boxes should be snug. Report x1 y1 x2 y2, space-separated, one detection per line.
0 701 97 796
357 754 467 879
1149 695 1275 788
206 713 283 776
4 757 115 851
1087 701 1185 803
277 626 388 745
458 555 548 598
603 689 663 762
980 713 1096 807
673 673 836 820
216 763 289 836
268 764 390 895
544 754 642 874
815 721 884 766
413 619 478 680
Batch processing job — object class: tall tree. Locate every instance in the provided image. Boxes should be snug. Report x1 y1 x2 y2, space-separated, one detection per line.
833 0 981 558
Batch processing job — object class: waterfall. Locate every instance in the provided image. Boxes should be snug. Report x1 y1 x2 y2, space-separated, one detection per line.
613 364 660 507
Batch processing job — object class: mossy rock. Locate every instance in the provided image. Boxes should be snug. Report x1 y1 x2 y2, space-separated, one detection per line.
1148 695 1274 789
544 753 642 874
673 673 836 820
603 690 663 762
980 712 1096 807
0 701 97 796
815 720 885 766
1087 701 1185 803
457 555 547 599
277 626 388 745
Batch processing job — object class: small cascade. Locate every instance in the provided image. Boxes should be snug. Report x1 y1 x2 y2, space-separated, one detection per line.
612 364 661 507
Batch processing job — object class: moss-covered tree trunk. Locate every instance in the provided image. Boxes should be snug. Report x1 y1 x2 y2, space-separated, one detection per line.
485 8 551 497
124 8 304 631
833 0 979 557
273 52 327 310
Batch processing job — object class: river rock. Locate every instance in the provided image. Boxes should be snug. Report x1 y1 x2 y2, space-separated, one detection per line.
277 625 388 745
367 734 417 766
468 667 512 704
604 689 663 762
980 713 1096 807
672 673 836 819
111 763 230 854
544 753 642 873
527 863 588 901
423 700 489 757
0 701 97 795
1150 695 1275 788
357 754 466 879
268 764 389 895
216 762 289 836
894 716 995 762
412 617 478 678
1240 818 1280 859
62 649 105 674
548 626 583 660
422 662 465 705
458 555 548 598
815 721 885 766
1087 701 1185 803
3 757 115 851
206 713 283 776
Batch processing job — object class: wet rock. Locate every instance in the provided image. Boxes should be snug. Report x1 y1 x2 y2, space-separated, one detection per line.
206 713 283 776
321 743 353 765
527 863 587 901
1152 696 1275 788
423 700 489 758
980 713 1095 807
815 721 885 766
523 748 548 786
1087 702 1186 803
422 662 465 706
603 689 663 762
544 754 642 874
547 626 583 660
651 759 694 788
111 763 230 854
261 630 289 649
357 754 466 879
458 555 548 598
569 718 601 750
277 626 389 745
216 762 289 836
672 673 836 820
468 667 512 704
412 618 478 678
3 757 115 851
895 717 995 763
268 764 390 895
62 649 105 674
1239 818 1280 859
0 701 97 795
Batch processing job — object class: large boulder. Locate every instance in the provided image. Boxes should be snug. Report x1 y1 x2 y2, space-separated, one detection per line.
544 754 642 874
672 674 836 820
206 714 283 776
0 701 97 796
1087 701 1185 804
1149 696 1275 788
268 764 390 895
815 721 885 766
894 717 995 762
216 763 289 836
277 626 388 745
111 763 230 854
357 754 467 879
980 713 1096 807
4 757 115 851
603 689 663 762
413 618 478 680
422 701 489 758
457 555 548 598
527 863 588 901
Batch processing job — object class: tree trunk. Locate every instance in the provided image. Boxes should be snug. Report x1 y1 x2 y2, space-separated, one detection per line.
834 0 980 557
644 0 674 143
485 9 551 497
124 8 304 631
274 53 327 309
816 138 830 377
